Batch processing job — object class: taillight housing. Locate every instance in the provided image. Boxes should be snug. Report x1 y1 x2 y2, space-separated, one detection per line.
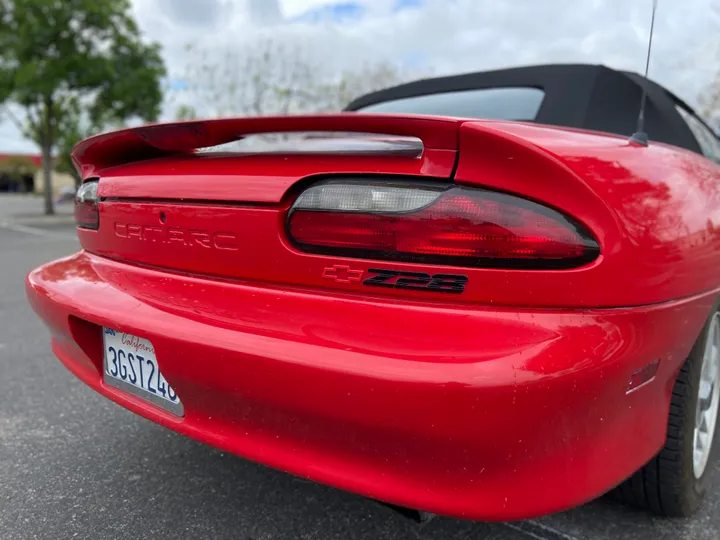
287 179 600 269
74 179 99 230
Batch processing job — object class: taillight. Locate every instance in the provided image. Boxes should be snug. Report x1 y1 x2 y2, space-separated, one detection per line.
287 180 600 269
75 179 99 230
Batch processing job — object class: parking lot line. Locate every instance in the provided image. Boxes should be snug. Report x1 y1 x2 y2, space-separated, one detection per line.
0 222 76 240
503 520 579 540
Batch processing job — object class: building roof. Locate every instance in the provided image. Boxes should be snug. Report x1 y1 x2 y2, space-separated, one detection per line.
0 153 43 167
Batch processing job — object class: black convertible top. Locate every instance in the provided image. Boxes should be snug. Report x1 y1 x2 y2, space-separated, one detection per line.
344 64 704 154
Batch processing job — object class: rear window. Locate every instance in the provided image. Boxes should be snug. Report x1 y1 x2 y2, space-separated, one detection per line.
676 106 720 164
356 87 545 121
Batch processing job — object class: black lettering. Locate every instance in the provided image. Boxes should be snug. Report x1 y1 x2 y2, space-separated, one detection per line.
362 268 467 294
428 274 468 294
363 269 398 288
395 272 432 290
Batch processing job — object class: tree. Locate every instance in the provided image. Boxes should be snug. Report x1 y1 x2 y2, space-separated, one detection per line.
0 0 166 214
181 39 317 118
177 38 413 119
697 40 720 133
175 104 198 121
699 79 720 133
313 62 415 112
54 101 130 186
53 105 91 185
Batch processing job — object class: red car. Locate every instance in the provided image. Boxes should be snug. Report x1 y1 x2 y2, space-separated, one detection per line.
27 64 720 521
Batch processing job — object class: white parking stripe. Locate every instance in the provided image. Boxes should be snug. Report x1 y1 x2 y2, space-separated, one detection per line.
0 222 76 240
503 520 579 540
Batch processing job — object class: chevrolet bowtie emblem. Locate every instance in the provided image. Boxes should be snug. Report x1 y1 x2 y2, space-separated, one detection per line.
322 265 364 283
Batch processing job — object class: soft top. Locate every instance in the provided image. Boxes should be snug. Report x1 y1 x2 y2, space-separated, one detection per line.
345 63 703 154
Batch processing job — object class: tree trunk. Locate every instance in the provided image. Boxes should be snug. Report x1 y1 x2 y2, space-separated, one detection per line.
42 140 54 215
42 96 55 215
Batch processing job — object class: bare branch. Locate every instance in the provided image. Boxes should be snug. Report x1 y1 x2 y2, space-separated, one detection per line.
175 37 424 120
1 104 25 131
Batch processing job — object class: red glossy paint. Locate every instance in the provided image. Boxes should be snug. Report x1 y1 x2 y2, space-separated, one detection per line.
71 114 461 181
76 119 720 308
26 114 720 521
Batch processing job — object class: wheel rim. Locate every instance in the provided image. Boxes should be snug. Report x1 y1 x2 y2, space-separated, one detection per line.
693 312 720 479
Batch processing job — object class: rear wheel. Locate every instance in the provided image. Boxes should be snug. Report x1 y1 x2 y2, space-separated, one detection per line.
615 308 720 516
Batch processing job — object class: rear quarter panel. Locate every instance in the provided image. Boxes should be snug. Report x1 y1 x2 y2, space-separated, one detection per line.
455 121 720 307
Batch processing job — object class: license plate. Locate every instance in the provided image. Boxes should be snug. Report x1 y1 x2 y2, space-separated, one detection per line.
102 328 184 416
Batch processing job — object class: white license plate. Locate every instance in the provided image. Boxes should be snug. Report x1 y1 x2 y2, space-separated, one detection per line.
102 328 184 416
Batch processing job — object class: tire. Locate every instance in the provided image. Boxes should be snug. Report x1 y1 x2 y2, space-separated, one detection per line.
613 305 720 516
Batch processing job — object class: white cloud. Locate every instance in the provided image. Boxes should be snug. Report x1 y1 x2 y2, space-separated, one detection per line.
2 0 719 154
281 0 343 17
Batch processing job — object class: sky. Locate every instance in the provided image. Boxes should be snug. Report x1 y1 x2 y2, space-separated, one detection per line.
1 0 719 154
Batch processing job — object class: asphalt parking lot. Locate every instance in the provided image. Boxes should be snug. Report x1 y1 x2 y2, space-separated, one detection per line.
1 194 719 540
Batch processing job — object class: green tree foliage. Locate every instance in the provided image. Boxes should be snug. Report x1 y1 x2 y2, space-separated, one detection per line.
0 0 166 214
175 104 198 121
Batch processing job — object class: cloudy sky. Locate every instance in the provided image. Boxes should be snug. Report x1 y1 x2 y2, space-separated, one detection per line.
1 0 719 154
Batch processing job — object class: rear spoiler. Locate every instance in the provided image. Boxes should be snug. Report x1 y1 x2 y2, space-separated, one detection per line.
71 114 464 179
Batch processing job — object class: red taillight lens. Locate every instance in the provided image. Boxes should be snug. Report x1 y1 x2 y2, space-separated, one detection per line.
74 180 99 230
288 181 599 269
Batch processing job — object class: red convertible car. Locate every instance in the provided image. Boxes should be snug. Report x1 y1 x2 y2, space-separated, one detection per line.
27 64 720 521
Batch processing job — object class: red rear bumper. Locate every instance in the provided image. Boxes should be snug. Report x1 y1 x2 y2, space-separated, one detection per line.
26 251 714 520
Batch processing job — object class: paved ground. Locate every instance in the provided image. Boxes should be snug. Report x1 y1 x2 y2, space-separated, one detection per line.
1 194 719 540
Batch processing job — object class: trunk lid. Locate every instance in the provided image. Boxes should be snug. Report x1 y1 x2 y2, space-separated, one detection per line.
74 114 473 302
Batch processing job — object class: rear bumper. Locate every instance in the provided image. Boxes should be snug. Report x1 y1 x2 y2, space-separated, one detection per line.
26 251 714 521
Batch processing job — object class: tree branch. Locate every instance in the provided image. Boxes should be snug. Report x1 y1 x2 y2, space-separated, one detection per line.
1 104 25 132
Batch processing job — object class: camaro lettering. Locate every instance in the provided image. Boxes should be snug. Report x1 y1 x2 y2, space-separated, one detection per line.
167 228 186 245
213 233 239 250
114 222 239 250
126 224 142 240
189 230 212 248
363 269 468 294
141 225 164 242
